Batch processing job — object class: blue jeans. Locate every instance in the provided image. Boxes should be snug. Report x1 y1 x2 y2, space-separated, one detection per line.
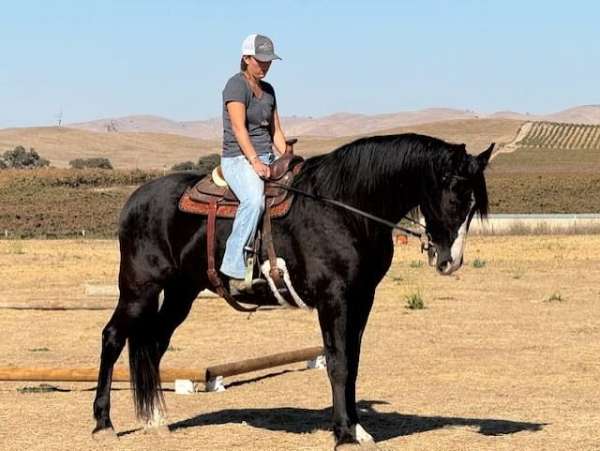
220 153 274 279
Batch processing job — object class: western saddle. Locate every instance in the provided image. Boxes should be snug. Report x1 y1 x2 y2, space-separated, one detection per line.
178 139 304 312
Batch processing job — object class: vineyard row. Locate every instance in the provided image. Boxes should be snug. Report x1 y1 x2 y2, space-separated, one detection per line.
517 122 600 150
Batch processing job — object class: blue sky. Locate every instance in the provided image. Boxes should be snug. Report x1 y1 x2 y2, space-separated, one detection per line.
1 0 599 128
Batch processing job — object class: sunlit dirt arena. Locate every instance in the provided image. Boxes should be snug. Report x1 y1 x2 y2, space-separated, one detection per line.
1 236 600 450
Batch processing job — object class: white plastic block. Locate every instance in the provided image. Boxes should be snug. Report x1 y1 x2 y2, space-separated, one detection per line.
205 376 226 392
174 379 195 395
307 355 326 369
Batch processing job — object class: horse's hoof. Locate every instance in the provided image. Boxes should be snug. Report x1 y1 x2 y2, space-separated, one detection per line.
351 424 374 443
143 407 169 434
335 424 376 450
91 426 119 442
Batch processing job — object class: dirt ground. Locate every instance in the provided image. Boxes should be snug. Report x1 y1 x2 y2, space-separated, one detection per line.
1 236 600 450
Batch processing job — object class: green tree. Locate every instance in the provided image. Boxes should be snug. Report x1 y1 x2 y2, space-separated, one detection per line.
196 153 220 172
0 146 50 169
171 161 196 171
69 157 113 169
170 153 220 172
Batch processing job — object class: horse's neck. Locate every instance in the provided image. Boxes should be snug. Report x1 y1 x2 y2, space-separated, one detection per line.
371 181 421 225
316 162 423 224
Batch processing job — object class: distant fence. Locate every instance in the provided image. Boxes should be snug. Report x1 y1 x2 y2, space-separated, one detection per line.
469 214 600 235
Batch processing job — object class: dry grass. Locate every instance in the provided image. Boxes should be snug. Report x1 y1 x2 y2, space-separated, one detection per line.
1 236 600 450
0 240 120 306
0 127 217 169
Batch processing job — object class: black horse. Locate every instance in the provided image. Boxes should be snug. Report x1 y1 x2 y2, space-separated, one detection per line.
92 133 493 447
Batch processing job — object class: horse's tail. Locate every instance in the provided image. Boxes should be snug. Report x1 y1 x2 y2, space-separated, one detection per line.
128 313 164 421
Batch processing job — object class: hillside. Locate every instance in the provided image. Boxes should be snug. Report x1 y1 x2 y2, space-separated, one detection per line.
516 122 600 151
492 121 600 174
63 105 600 140
487 105 600 124
0 118 525 170
0 126 218 169
66 108 481 139
67 115 223 139
0 117 599 234
484 121 600 213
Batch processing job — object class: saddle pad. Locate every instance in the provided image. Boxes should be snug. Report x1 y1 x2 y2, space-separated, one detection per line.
178 188 295 219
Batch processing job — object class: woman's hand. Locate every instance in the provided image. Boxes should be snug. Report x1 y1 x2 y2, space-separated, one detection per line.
251 159 271 178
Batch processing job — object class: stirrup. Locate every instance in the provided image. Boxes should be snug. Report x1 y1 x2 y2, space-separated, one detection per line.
228 277 267 296
244 254 255 288
243 232 262 287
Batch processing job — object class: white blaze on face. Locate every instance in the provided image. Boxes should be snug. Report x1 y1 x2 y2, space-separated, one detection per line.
447 199 475 273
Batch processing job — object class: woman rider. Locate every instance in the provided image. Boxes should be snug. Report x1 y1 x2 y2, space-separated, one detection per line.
219 34 288 293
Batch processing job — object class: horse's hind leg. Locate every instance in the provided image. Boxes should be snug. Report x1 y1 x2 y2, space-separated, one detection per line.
142 280 201 429
92 282 162 436
92 304 128 436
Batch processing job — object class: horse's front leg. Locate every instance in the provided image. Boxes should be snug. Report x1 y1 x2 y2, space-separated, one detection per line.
317 290 375 447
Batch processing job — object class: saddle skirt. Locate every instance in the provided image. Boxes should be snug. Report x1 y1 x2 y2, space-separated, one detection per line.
178 155 304 218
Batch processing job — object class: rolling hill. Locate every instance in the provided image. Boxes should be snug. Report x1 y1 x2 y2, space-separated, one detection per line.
0 118 525 170
65 108 481 139
63 105 600 140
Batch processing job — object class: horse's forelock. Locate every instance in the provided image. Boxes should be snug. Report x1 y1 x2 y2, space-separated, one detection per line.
438 146 490 220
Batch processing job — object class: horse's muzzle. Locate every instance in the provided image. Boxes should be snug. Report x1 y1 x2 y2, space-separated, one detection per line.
434 247 462 275
436 255 464 275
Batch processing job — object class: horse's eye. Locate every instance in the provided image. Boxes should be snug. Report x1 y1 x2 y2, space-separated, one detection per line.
451 179 470 194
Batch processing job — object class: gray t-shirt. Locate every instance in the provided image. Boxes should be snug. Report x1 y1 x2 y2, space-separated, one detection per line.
222 72 277 158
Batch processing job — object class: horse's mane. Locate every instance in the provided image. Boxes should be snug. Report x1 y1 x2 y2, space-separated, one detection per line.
296 133 489 218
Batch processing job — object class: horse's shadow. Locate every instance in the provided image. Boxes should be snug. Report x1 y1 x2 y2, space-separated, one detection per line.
167 400 546 442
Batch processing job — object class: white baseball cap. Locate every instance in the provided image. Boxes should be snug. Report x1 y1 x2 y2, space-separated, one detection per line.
241 34 281 62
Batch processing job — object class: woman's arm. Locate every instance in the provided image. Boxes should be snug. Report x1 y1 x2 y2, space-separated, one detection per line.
271 108 287 156
227 101 270 177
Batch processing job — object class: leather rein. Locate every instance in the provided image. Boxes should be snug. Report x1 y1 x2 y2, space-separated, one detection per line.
266 180 435 256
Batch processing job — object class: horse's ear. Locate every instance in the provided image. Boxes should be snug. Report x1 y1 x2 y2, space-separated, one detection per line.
476 142 494 170
467 142 494 176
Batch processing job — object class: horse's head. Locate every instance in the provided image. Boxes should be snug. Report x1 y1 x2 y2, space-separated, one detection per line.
419 142 493 275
